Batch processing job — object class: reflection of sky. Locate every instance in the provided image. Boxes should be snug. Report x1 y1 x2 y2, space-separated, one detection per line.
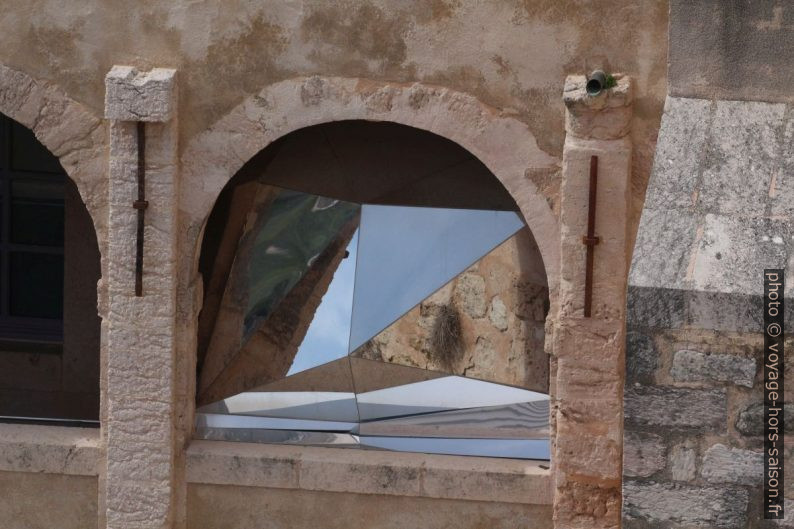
287 230 358 375
349 206 523 352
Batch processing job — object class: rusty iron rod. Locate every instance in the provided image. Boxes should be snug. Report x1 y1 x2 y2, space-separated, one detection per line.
582 155 600 317
133 122 148 297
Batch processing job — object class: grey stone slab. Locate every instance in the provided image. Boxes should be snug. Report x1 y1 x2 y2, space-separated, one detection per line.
629 207 698 290
624 386 726 430
627 286 686 330
623 432 666 478
623 480 749 529
626 331 658 385
644 97 713 211
771 113 794 218
691 214 790 295
698 100 786 216
670 349 756 388
686 290 765 333
701 443 763 484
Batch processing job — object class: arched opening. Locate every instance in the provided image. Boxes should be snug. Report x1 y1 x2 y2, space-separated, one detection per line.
0 113 101 424
195 120 550 458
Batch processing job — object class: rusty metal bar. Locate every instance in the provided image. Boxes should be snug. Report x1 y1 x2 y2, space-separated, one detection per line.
582 155 600 317
133 122 148 297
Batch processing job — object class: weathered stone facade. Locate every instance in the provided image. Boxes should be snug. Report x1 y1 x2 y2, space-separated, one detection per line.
624 95 794 529
16 1 794 529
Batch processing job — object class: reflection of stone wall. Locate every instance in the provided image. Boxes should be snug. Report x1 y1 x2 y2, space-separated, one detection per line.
355 227 549 393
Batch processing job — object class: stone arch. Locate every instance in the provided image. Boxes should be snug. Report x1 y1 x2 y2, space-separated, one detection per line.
180 76 561 290
0 64 107 247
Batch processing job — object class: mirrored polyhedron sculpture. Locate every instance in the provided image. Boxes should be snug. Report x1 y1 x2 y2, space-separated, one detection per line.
195 185 550 460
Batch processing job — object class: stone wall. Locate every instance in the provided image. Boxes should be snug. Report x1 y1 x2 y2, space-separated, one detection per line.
0 471 98 529
187 485 551 529
669 0 794 105
0 2 673 527
185 440 552 529
0 0 669 231
624 96 794 528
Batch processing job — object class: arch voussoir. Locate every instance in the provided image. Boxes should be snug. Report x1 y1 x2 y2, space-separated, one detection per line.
180 76 561 287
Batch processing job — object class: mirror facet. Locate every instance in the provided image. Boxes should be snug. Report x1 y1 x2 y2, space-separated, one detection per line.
195 186 549 460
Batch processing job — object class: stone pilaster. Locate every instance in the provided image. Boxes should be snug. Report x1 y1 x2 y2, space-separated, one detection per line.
103 66 179 529
553 75 632 529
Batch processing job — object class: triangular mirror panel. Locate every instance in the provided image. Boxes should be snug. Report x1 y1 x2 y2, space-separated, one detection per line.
355 375 547 422
357 400 549 439
348 205 524 352
350 227 548 390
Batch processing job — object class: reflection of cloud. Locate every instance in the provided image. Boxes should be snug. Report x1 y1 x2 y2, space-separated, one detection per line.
288 232 358 375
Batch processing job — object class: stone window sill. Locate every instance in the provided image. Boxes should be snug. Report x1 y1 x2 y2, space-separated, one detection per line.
187 440 552 505
0 422 100 476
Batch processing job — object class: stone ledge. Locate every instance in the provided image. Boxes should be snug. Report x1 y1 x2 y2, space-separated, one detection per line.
0 423 101 476
186 440 552 505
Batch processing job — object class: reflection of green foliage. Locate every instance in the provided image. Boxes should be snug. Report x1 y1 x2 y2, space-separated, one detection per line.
243 190 360 336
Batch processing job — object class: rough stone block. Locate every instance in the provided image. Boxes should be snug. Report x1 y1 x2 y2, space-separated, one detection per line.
105 66 177 122
563 74 633 140
628 207 698 291
624 386 726 429
626 331 658 384
698 100 786 216
669 444 696 482
555 480 620 529
686 289 764 333
454 273 487 318
772 115 794 218
623 481 748 528
556 431 621 481
488 296 508 331
670 349 756 388
643 96 713 211
735 402 794 436
623 432 665 478
701 443 762 484
626 286 686 329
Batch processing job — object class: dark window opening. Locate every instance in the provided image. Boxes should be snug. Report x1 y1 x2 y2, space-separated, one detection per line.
0 113 101 424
